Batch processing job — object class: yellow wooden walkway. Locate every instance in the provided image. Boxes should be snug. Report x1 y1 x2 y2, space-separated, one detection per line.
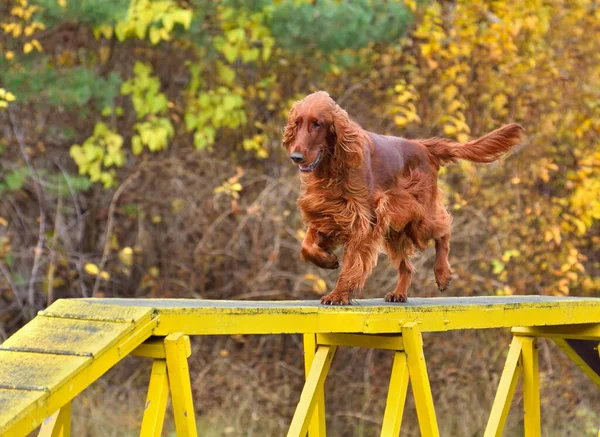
0 296 599 437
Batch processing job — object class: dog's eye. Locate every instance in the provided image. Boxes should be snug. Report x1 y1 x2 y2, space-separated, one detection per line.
312 121 322 129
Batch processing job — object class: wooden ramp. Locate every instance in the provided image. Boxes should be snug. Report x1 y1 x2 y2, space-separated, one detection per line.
0 296 599 437
0 301 158 436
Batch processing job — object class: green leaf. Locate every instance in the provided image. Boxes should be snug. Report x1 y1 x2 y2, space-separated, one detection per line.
217 62 236 85
194 131 208 150
131 135 143 155
222 43 238 64
225 28 245 44
4 170 28 191
491 260 505 275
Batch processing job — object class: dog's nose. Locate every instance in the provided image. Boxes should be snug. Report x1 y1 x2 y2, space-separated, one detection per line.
290 152 304 164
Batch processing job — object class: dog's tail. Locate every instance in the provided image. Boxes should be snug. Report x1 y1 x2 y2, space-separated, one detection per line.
421 123 524 165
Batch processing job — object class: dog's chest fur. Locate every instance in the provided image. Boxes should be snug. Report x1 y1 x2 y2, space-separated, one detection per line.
297 176 374 241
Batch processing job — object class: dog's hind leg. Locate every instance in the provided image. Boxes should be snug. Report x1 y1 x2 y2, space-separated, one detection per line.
434 234 451 291
432 203 452 291
383 232 415 302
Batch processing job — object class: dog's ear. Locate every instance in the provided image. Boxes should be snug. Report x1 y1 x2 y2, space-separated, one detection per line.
282 101 299 149
332 104 363 168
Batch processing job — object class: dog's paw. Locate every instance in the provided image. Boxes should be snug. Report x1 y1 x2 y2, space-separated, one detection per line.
434 266 452 292
319 254 340 270
384 292 407 303
320 292 351 305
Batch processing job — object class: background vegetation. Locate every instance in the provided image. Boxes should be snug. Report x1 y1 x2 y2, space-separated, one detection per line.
1 0 599 435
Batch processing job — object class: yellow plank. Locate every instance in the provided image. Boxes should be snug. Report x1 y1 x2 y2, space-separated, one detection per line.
484 336 523 437
140 359 169 437
39 299 154 323
132 336 192 359
164 333 197 437
401 323 439 437
380 351 409 437
0 389 45 428
521 337 540 437
1 316 142 357
0 312 157 437
0 351 89 392
94 297 600 335
132 338 166 359
513 324 600 340
288 346 336 437
316 333 403 350
304 334 326 437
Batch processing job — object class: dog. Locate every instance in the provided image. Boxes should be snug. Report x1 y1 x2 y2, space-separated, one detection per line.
283 91 524 305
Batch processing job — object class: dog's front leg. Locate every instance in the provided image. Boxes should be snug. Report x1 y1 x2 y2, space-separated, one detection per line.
320 239 379 305
300 227 339 270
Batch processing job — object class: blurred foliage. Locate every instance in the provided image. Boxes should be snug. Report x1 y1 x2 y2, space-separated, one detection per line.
0 0 599 433
0 0 598 326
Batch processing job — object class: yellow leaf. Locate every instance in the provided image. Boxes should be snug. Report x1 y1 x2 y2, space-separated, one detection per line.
149 27 161 45
0 217 7 226
5 51 14 60
457 133 470 143
11 24 22 38
312 279 327 295
99 271 110 281
443 85 458 101
4 92 16 102
23 42 33 54
394 115 407 127
84 263 100 275
443 124 457 136
31 40 42 52
119 247 133 266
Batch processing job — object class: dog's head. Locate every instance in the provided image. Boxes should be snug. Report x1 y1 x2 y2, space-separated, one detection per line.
282 91 363 173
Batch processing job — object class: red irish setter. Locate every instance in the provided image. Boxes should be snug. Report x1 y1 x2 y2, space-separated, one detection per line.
283 91 524 305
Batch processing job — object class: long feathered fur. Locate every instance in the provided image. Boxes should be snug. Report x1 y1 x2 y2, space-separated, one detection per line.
284 91 524 305
420 123 524 165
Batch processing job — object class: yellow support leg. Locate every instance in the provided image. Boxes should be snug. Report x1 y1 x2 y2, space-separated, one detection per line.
521 337 540 437
380 351 409 437
140 359 170 437
401 323 440 437
164 333 197 437
303 334 327 437
38 402 71 437
288 345 337 437
484 336 523 437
